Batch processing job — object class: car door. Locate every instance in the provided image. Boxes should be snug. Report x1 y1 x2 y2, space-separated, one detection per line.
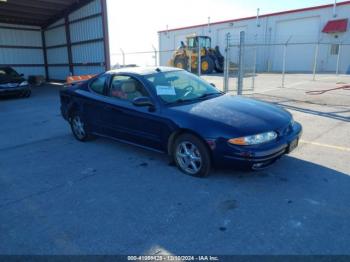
79 74 110 134
102 74 165 151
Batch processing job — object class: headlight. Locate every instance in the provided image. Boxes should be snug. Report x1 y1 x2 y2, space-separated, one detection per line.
19 81 28 87
228 131 277 146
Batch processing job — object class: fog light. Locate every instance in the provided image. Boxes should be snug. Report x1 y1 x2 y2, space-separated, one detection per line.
252 163 264 169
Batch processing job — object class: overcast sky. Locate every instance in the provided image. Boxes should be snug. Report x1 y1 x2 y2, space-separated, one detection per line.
106 0 335 63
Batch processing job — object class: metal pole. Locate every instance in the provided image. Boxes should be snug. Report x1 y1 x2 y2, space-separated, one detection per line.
336 43 342 75
198 41 201 76
237 31 245 95
256 8 260 27
189 53 192 72
281 44 287 88
281 36 292 88
152 45 157 66
207 17 211 34
120 48 125 66
252 45 257 91
224 33 230 93
312 42 319 81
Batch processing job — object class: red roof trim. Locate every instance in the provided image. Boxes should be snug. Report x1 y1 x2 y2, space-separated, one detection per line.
158 1 350 33
322 18 348 33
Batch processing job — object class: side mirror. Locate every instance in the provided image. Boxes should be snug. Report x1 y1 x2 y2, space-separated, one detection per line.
20 73 24 77
210 83 216 87
132 96 154 107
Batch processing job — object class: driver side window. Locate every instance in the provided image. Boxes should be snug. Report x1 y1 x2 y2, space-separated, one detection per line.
109 75 149 102
90 75 108 95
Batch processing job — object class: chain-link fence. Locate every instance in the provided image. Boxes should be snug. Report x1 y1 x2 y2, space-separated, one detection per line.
224 32 350 94
110 35 350 95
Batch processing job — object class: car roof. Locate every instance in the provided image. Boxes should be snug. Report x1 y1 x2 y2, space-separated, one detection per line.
106 66 183 76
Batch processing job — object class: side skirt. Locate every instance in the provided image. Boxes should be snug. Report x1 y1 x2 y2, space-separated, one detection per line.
92 132 166 154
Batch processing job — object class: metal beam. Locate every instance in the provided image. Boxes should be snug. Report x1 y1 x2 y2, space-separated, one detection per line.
41 30 49 81
38 0 72 5
0 10 52 20
64 16 74 75
43 0 94 28
0 5 57 17
2 0 71 11
0 45 42 49
0 64 45 67
101 0 111 71
0 25 41 31
0 17 44 26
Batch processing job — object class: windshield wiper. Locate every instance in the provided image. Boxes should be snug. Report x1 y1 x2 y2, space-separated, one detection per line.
196 92 222 99
166 92 222 105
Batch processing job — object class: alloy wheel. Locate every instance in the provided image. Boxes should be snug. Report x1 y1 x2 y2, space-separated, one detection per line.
72 115 86 139
176 141 202 175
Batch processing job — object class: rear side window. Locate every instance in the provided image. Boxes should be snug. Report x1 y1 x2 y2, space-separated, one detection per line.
90 75 108 95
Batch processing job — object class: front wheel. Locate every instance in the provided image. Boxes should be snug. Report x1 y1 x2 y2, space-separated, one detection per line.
21 89 31 98
173 134 211 177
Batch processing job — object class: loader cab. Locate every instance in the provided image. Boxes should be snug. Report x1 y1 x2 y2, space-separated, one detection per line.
187 36 211 50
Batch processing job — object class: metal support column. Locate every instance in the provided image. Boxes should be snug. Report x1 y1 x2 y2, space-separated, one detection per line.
152 45 158 66
336 43 342 75
237 31 245 95
198 42 201 76
41 29 49 81
312 42 319 81
64 16 74 76
223 33 230 93
120 48 125 66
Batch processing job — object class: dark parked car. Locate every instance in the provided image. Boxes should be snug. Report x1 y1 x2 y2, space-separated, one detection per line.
60 67 302 177
0 67 31 98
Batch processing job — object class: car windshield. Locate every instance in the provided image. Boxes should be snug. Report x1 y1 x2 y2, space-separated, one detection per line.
0 67 20 78
145 70 222 105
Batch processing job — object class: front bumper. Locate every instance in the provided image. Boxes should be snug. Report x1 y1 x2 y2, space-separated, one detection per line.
212 122 303 168
0 86 30 96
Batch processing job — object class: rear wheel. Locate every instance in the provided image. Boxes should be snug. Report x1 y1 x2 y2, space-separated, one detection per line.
173 133 211 177
70 112 94 142
174 57 188 70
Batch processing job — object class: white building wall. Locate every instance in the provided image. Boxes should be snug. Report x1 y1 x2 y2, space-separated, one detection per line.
159 3 350 73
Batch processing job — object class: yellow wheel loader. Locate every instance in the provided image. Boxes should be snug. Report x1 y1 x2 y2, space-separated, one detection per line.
168 35 225 74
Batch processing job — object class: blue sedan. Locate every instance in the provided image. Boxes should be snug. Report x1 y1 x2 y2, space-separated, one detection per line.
60 67 302 177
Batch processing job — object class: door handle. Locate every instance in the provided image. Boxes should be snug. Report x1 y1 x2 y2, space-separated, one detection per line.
104 105 123 113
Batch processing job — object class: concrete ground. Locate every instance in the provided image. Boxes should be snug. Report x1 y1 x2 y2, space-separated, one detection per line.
0 75 350 255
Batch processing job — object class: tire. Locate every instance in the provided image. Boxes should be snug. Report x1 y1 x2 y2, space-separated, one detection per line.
174 57 188 70
214 59 224 73
69 112 93 142
201 56 214 74
173 133 211 177
21 89 31 98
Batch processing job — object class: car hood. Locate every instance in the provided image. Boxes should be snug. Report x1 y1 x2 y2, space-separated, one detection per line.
169 94 292 135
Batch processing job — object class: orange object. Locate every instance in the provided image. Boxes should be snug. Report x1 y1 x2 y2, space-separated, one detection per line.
228 137 246 145
66 74 96 84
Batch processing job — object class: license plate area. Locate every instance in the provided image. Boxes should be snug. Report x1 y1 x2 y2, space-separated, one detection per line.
287 138 299 153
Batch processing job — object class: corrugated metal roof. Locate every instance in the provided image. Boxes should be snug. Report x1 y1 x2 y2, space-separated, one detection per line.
0 0 93 27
